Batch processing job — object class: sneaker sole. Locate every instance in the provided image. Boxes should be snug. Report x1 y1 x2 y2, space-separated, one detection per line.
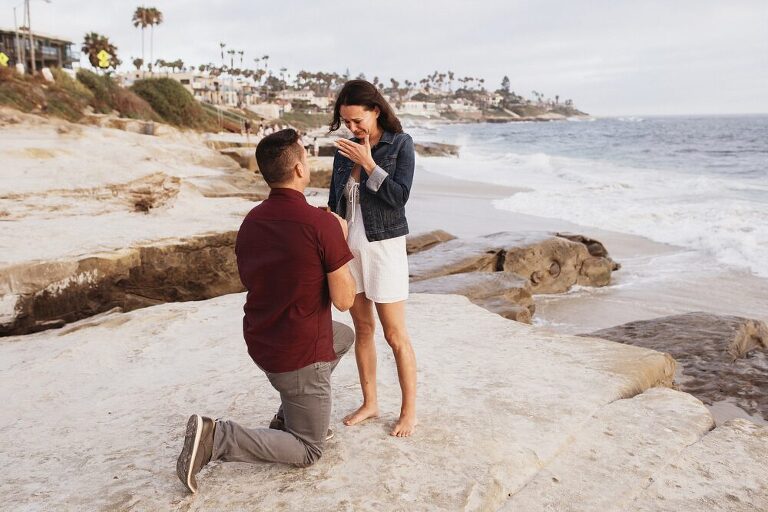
176 414 202 493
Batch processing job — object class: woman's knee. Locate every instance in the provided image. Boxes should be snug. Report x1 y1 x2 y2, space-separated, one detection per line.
353 319 376 340
383 328 410 350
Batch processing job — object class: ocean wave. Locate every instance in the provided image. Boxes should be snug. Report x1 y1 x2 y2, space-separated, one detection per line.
423 149 768 278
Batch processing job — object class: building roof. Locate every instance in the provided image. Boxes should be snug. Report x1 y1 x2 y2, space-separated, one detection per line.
0 28 73 45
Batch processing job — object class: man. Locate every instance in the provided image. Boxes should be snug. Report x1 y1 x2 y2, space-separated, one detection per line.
176 129 356 494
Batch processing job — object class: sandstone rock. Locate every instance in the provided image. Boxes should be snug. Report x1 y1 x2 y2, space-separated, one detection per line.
587 312 768 421
120 172 181 212
0 293 682 510
411 272 534 323
629 419 768 511
220 148 257 171
188 171 269 201
405 229 457 255
413 142 460 157
408 231 619 293
408 237 500 281
501 388 715 511
492 232 617 293
500 233 591 293
0 232 242 336
556 231 621 270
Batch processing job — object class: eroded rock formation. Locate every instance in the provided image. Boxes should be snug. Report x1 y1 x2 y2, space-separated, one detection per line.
405 229 457 255
409 231 619 293
588 312 768 421
411 271 534 323
0 232 243 336
413 142 460 157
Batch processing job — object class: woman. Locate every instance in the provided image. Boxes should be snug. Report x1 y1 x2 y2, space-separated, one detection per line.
328 80 417 437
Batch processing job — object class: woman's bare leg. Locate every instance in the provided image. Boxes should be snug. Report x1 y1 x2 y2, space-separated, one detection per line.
343 293 380 426
376 300 417 437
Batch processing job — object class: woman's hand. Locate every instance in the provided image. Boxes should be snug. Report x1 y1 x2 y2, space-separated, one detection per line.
335 135 377 174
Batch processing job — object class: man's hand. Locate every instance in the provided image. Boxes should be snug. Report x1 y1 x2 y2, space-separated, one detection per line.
330 212 348 239
335 135 376 173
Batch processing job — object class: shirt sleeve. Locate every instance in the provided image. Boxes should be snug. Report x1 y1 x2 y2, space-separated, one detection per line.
363 133 415 208
317 213 354 273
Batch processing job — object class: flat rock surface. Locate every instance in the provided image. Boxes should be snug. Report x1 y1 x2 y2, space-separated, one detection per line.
588 312 768 422
1 293 685 510
0 110 260 267
411 271 534 323
629 419 768 511
502 388 714 511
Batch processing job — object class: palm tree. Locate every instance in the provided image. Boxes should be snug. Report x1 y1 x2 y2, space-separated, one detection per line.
132 7 151 71
238 50 244 66
220 42 226 66
227 49 235 69
82 32 120 70
261 55 269 72
132 57 144 71
147 7 163 72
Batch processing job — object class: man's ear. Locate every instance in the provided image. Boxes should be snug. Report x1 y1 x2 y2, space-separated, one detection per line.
295 161 307 179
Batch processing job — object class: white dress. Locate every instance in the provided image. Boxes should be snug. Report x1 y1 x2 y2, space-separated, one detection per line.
343 176 409 303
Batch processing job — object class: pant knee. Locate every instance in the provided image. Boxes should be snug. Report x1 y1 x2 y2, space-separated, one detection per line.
295 444 323 468
333 322 355 356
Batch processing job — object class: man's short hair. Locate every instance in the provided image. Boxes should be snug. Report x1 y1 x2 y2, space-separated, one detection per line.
255 129 303 185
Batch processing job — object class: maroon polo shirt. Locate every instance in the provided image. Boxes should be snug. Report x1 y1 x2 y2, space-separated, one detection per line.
235 187 353 373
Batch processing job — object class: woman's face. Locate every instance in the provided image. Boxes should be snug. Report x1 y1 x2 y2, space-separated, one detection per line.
339 105 380 139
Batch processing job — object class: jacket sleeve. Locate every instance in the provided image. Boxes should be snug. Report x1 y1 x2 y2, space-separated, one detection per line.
328 150 339 213
364 134 415 208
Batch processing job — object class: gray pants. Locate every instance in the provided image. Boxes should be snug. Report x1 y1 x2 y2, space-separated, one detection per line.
212 321 354 467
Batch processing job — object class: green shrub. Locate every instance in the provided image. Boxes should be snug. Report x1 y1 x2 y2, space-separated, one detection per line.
0 68 47 113
75 69 113 113
75 69 160 120
130 78 216 130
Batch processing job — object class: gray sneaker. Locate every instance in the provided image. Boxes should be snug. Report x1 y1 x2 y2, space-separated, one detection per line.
176 415 215 494
269 414 334 441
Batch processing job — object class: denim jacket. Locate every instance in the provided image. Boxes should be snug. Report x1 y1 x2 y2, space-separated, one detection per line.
328 131 415 242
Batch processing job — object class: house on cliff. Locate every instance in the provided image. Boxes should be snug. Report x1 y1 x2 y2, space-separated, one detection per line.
0 28 79 71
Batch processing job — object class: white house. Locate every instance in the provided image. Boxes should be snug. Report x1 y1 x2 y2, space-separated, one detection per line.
276 89 329 109
397 101 440 117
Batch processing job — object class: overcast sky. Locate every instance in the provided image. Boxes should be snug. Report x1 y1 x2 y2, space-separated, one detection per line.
2 0 766 115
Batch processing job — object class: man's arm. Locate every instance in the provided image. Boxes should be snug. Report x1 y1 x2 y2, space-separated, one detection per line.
327 264 355 311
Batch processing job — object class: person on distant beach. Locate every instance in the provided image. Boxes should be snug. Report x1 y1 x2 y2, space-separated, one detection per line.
176 129 357 494
313 137 319 157
328 80 418 437
243 119 252 141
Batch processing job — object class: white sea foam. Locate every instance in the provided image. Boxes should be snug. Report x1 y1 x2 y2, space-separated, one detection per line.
424 149 768 278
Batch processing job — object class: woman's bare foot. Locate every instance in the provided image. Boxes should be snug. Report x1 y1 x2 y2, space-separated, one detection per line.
343 404 379 426
390 413 418 437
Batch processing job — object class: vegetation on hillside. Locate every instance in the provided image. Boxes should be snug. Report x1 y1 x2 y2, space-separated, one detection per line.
130 77 217 130
281 111 331 132
76 69 160 120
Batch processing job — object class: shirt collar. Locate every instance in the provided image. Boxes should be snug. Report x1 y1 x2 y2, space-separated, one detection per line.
268 187 307 202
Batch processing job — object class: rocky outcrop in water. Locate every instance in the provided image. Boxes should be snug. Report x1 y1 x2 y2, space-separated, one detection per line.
405 231 620 322
405 229 457 255
588 312 768 422
409 231 619 293
413 142 460 157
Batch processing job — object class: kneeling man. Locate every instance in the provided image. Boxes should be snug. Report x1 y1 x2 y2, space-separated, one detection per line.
177 129 356 493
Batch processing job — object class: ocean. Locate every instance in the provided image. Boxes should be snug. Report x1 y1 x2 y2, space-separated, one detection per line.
407 115 768 278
